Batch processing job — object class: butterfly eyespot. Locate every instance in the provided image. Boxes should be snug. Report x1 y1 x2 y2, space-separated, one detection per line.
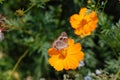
63 38 66 40
59 37 63 40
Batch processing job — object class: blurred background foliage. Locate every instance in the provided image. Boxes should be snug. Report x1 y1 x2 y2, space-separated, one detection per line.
0 0 120 80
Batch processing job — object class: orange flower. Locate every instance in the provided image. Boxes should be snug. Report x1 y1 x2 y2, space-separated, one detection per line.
48 38 84 71
70 8 98 37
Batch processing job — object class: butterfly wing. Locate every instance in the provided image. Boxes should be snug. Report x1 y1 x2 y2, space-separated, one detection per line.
52 32 68 50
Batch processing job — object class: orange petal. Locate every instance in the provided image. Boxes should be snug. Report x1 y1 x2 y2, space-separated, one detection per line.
68 51 84 62
67 43 84 61
49 57 64 71
68 38 74 46
72 51 84 61
79 8 87 18
64 57 79 70
70 14 81 29
74 29 82 35
48 48 60 56
63 59 69 70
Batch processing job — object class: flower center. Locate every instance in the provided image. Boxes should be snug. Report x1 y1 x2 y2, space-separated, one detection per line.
81 19 87 26
59 48 67 59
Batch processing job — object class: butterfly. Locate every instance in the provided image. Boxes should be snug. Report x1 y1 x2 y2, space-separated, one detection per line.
0 14 8 30
0 14 8 41
52 32 68 50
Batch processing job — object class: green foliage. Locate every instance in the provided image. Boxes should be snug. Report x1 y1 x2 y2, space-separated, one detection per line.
0 0 120 80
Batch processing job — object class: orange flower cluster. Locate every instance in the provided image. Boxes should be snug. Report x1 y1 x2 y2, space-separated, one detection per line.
70 8 98 37
48 38 84 71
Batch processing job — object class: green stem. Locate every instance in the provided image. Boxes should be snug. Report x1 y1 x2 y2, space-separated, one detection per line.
7 50 29 80
24 4 35 13
95 0 100 10
11 26 33 35
102 0 108 12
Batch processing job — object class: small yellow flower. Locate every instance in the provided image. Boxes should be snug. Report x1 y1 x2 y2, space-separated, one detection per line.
16 9 24 16
87 0 91 4
0 0 4 4
6 70 20 80
70 8 98 37
48 38 84 71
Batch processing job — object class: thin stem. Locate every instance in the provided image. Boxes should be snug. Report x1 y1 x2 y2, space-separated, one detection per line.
95 0 100 10
102 0 108 12
11 26 33 35
24 4 35 13
7 50 29 80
